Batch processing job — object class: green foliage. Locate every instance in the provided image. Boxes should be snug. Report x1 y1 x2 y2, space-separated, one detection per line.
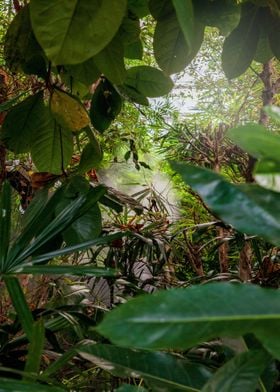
1 0 280 390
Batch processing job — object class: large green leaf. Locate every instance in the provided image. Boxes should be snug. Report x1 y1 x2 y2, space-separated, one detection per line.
30 0 127 65
149 0 174 20
31 118 73 175
125 66 173 97
171 0 194 50
201 350 271 392
78 141 103 174
93 35 126 85
4 5 46 77
222 3 261 79
115 386 147 392
50 89 90 132
268 14 280 59
171 161 280 246
117 85 149 106
65 60 100 87
1 92 45 153
77 344 212 391
153 15 190 75
0 378 64 392
97 283 280 359
90 79 123 133
128 0 149 18
228 124 280 162
194 0 241 36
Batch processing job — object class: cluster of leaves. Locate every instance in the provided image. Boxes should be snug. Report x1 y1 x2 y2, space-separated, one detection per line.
0 0 280 390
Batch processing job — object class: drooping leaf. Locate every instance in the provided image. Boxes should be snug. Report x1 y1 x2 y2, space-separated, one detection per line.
149 0 175 20
97 283 280 359
201 350 271 392
4 5 46 77
119 16 141 45
78 141 103 174
128 0 149 18
90 79 123 133
117 85 149 106
172 0 194 50
268 15 280 59
78 344 212 391
2 92 45 153
93 35 126 85
31 118 73 175
65 60 100 88
30 0 127 65
228 124 280 162
254 28 273 64
171 161 280 246
125 66 173 97
124 40 143 60
50 89 90 132
153 15 190 74
194 0 241 36
222 3 261 79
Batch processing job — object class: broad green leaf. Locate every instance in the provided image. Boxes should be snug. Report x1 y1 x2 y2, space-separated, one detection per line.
24 319 45 377
222 4 261 79
50 89 90 132
16 265 118 277
22 188 49 229
63 203 102 245
4 5 46 77
0 378 64 392
0 92 27 113
149 0 174 20
0 182 11 270
154 15 190 75
171 161 280 246
97 283 280 359
2 91 45 153
31 118 73 175
78 141 103 174
172 0 194 50
78 344 212 391
228 124 280 162
90 79 123 132
119 17 141 45
93 35 126 85
125 66 173 97
117 85 149 106
254 29 273 64
128 0 149 18
254 159 280 192
124 40 143 60
201 350 271 392
30 0 127 65
184 22 205 66
264 105 280 123
4 277 34 341
194 0 241 36
268 15 280 59
65 60 100 87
